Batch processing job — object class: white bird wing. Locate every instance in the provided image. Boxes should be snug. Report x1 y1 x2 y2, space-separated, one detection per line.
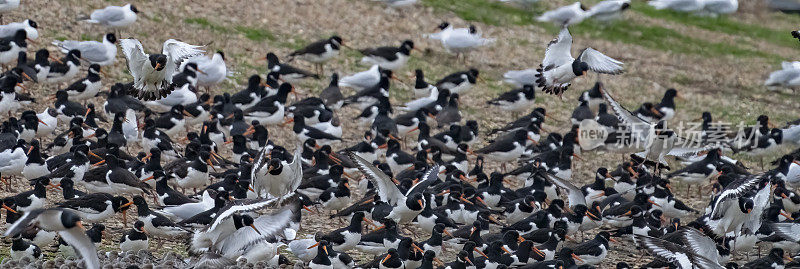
285 146 304 194
444 31 494 48
251 146 270 195
588 0 628 15
667 139 723 159
217 200 299 255
541 27 574 71
207 194 295 233
635 234 724 269
404 164 440 197
545 173 585 206
601 85 650 140
90 6 125 23
770 222 800 242
4 208 46 237
710 174 761 219
59 228 101 269
349 151 403 206
119 39 148 80
741 181 771 233
340 65 379 88
678 227 721 264
502 69 537 87
162 39 205 83
578 47 624 74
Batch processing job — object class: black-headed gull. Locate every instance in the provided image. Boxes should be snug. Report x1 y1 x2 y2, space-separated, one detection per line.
53 33 118 66
181 50 229 91
649 0 738 16
587 0 631 22
85 3 139 29
0 19 37 40
765 61 800 92
537 2 589 26
427 22 495 57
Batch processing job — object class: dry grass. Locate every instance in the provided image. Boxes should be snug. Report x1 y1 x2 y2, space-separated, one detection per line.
0 0 798 267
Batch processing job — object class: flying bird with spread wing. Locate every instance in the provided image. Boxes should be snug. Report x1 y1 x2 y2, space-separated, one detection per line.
535 26 624 97
119 38 204 100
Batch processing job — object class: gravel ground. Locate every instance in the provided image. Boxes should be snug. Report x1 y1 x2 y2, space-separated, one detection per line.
0 0 797 268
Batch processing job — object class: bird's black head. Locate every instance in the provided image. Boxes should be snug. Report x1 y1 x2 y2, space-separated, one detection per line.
629 205 643 217
738 198 754 214
423 250 435 261
216 50 225 60
400 40 415 54
771 128 783 143
34 49 49 62
12 29 26 44
513 129 529 142
68 49 82 60
329 35 343 46
414 69 427 88
407 193 425 210
617 262 631 269
596 167 610 179
27 19 37 29
60 210 83 229
129 4 140 13
468 25 477 34
580 3 589 10
468 68 480 79
663 88 678 99
241 214 255 227
436 21 450 30
171 104 185 115
132 195 147 207
329 164 344 177
105 33 117 44
149 54 167 71
183 62 199 74
701 111 712 123
54 90 69 100
768 248 785 259
549 199 566 211
113 196 132 212
89 64 101 75
572 60 589 76
246 74 262 88
265 52 280 67
757 115 770 125
134 220 145 231
621 2 631 10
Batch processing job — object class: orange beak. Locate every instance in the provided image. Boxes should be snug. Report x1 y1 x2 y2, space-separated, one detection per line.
475 248 489 259
88 150 101 159
2 204 17 213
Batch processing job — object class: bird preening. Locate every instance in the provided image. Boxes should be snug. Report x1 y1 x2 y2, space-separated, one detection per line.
0 0 797 268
